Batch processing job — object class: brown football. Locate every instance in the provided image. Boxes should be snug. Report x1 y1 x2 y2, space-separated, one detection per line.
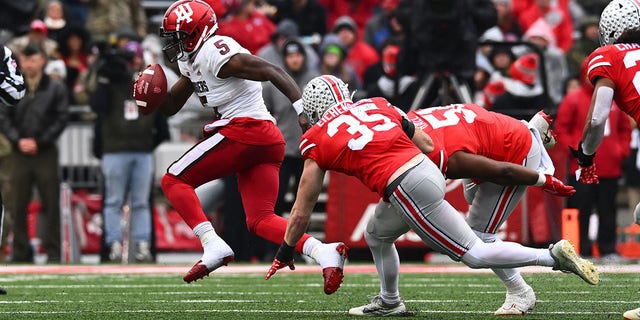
133 64 167 115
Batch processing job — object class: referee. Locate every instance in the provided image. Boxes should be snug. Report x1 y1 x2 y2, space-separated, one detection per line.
0 45 26 294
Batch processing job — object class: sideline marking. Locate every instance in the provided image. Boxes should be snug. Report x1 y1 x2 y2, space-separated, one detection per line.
0 264 636 275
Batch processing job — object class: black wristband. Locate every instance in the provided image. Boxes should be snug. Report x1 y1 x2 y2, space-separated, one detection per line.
275 242 295 262
577 142 595 167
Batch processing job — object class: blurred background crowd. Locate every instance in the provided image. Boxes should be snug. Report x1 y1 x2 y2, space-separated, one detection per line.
0 0 637 265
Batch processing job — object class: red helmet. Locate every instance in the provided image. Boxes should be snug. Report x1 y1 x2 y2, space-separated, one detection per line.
160 0 218 62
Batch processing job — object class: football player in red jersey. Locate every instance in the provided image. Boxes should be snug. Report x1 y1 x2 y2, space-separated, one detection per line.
585 1 640 319
137 0 348 294
411 104 571 315
265 75 598 315
348 104 574 316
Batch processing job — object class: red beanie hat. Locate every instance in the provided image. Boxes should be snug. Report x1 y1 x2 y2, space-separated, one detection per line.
510 53 539 85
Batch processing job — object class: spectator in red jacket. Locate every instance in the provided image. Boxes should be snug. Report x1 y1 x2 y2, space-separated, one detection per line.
217 0 276 54
555 63 631 262
332 16 379 82
518 0 574 53
318 0 378 37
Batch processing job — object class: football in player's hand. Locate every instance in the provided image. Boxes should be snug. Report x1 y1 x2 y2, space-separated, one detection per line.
133 64 167 115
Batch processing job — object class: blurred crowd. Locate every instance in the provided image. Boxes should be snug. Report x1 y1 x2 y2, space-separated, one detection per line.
0 0 615 133
0 0 637 263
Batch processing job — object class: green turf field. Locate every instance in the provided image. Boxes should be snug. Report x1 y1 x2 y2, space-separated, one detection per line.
0 266 637 320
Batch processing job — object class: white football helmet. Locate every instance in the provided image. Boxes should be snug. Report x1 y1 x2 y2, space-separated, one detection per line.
302 75 352 125
598 0 640 46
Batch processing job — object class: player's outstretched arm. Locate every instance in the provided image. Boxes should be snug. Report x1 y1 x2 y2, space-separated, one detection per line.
266 158 325 279
218 53 309 131
410 127 434 154
158 75 195 116
581 77 615 154
218 53 301 102
446 151 575 196
285 159 325 246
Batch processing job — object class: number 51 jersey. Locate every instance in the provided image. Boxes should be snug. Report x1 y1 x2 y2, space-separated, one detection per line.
587 43 640 126
299 97 422 197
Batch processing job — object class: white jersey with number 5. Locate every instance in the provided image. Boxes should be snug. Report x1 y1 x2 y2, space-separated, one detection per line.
177 35 274 122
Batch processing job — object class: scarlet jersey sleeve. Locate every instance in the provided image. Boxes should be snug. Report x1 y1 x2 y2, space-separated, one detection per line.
586 45 617 85
298 98 421 197
586 44 640 125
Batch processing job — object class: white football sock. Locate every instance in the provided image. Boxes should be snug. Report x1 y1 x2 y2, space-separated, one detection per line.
365 231 401 304
302 237 321 257
193 221 218 246
462 238 555 269
473 230 528 294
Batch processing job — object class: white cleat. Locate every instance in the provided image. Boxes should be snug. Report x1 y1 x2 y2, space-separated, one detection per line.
183 237 234 283
349 295 413 316
311 242 349 294
494 285 536 316
624 307 640 320
550 239 599 285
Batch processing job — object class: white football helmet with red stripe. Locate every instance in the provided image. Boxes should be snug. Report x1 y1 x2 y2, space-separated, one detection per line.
598 0 640 46
302 75 352 125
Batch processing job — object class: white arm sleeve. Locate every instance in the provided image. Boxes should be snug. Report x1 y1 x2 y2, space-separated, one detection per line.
582 86 614 155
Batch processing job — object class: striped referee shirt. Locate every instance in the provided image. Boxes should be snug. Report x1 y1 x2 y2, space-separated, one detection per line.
0 46 25 106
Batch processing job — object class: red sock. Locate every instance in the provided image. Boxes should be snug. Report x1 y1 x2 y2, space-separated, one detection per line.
251 214 311 253
161 174 209 229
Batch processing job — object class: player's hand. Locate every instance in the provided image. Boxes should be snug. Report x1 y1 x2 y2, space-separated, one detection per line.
265 242 296 280
577 164 599 184
298 113 311 133
568 142 595 167
265 258 295 280
540 174 576 196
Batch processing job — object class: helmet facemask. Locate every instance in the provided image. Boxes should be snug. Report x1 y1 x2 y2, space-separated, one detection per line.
160 28 191 63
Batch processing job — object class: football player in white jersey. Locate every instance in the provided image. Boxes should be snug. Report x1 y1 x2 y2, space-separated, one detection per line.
0 45 26 295
144 0 348 294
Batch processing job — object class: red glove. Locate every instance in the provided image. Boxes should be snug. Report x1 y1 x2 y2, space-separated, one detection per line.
265 258 295 280
577 164 599 184
265 242 296 280
540 174 576 196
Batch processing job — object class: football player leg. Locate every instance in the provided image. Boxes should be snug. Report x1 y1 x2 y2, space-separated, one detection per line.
349 200 412 316
238 144 348 294
161 134 243 283
467 132 542 315
388 159 598 284
468 182 534 315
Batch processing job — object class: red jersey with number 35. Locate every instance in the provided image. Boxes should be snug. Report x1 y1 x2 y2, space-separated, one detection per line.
587 43 640 126
299 97 421 197
408 104 532 175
